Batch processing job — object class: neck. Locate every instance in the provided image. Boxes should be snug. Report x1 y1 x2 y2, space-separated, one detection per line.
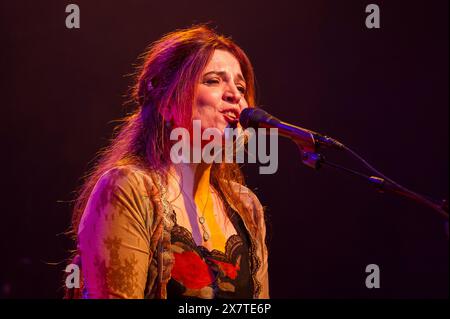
172 162 212 199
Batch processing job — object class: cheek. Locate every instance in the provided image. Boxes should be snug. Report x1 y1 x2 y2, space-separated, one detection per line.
193 88 222 119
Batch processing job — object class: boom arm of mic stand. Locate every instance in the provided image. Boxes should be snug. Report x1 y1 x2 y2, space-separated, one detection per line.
289 132 448 221
319 158 449 221
367 176 449 217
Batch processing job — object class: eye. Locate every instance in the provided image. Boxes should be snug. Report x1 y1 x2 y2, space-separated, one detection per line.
237 85 246 94
205 78 220 85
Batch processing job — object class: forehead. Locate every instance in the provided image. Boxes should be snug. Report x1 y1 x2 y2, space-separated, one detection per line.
204 49 243 75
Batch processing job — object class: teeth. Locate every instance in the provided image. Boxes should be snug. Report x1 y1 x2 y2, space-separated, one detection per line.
225 111 236 119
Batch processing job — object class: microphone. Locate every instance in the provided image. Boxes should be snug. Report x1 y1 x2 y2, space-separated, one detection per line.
239 108 343 150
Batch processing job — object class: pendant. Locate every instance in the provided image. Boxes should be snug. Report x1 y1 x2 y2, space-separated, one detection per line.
199 216 205 224
203 231 210 241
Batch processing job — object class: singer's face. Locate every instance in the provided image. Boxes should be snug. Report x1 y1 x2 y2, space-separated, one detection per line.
192 49 248 135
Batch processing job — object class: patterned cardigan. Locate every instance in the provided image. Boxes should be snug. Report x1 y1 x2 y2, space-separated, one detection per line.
65 165 269 299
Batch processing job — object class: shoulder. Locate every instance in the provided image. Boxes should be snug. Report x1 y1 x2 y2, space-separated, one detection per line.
93 164 160 199
226 181 265 227
79 164 164 236
96 164 150 186
83 164 164 224
227 181 264 211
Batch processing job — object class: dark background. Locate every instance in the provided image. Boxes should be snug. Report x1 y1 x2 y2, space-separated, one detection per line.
1 0 448 298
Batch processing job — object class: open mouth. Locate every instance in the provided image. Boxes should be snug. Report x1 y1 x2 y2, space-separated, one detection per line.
221 109 239 125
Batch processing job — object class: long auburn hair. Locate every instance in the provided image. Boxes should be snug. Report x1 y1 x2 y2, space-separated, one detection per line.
70 25 257 240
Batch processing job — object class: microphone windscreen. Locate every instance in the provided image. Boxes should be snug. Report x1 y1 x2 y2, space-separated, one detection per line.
239 108 279 129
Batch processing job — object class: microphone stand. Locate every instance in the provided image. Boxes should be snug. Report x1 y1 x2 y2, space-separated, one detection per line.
294 141 449 225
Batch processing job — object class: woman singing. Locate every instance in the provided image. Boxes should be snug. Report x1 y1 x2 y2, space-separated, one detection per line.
65 25 269 299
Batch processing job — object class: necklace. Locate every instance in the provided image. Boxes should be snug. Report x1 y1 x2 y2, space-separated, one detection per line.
179 185 213 242
198 193 210 241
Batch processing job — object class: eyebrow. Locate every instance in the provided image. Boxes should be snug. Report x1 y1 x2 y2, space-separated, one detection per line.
203 70 246 84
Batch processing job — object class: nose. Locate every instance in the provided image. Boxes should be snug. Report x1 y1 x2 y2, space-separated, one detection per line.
223 84 242 105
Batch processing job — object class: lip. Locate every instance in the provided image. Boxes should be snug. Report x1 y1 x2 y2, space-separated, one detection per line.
220 107 240 125
222 112 239 125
